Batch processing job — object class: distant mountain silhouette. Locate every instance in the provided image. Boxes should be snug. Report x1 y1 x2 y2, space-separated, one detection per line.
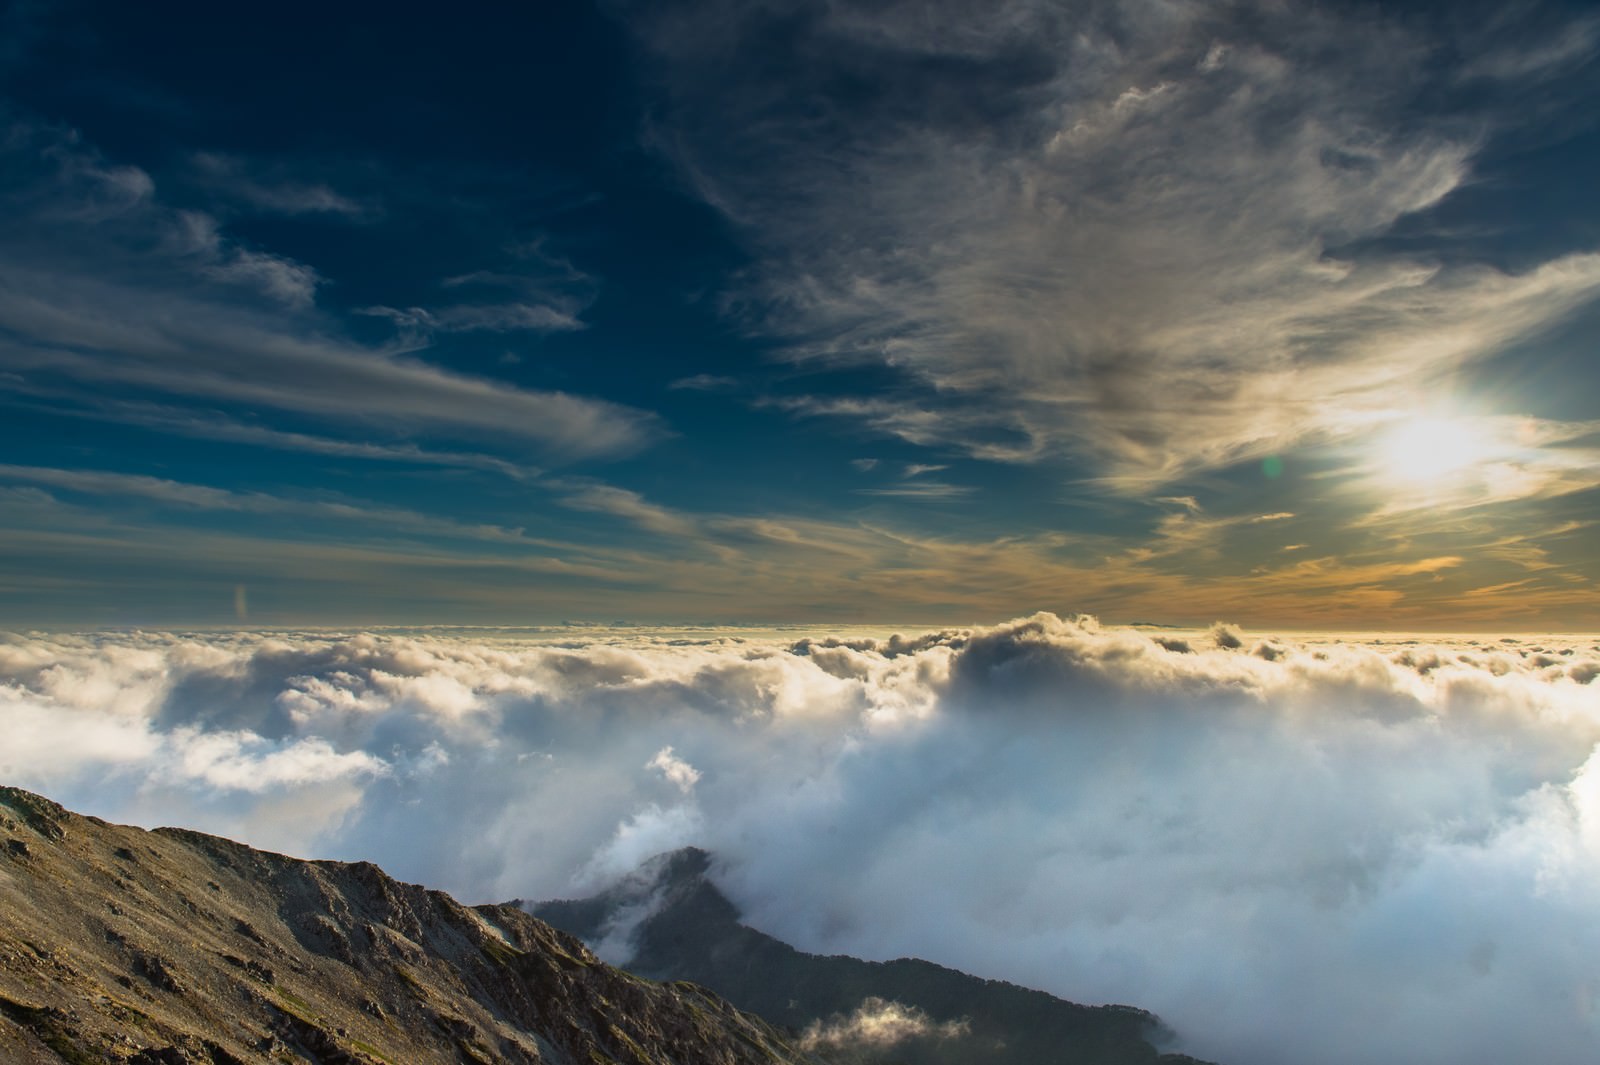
531 848 1218 1065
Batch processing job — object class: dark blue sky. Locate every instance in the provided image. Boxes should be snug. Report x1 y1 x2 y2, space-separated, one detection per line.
1 0 1597 628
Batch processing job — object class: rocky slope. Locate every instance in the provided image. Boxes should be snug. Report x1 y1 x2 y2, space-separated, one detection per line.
532 849 1216 1065
0 787 818 1065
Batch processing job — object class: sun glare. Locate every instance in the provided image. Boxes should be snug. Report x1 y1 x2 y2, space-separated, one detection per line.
1374 417 1489 486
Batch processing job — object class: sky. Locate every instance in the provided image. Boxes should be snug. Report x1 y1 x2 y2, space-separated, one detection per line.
0 0 1597 629
4 7 1600 1057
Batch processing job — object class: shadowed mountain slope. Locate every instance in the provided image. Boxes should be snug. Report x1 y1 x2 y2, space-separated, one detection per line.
531 848 1217 1065
0 787 819 1065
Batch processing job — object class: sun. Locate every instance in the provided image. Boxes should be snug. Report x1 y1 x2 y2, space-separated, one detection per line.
1373 416 1490 486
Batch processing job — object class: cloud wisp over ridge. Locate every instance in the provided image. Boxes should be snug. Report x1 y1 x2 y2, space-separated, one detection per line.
5 616 1599 1064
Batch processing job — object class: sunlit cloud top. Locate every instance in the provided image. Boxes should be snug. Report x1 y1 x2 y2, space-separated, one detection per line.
4 618 1599 1063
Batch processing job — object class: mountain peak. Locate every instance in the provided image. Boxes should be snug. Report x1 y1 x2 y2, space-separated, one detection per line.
634 845 715 891
529 845 737 970
532 850 1218 1065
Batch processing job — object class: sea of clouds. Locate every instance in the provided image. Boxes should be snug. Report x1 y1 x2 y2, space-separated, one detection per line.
4 614 1599 1064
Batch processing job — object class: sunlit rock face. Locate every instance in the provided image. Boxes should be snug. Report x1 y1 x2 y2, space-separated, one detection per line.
0 786 813 1065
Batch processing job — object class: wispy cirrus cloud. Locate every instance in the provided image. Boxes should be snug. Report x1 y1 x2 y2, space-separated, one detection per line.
766 394 1048 463
361 239 598 335
849 461 972 499
1456 10 1600 84
188 150 373 218
631 0 1600 487
359 300 586 334
0 113 657 461
556 483 702 538
668 373 740 392
97 406 540 480
0 381 541 479
0 464 540 544
172 209 322 308
854 482 973 499
0 282 657 457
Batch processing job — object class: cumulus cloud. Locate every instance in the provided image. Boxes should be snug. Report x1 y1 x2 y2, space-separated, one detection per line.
161 727 387 794
799 998 970 1055
627 0 1600 486
3 617 1600 1064
646 745 701 794
1209 621 1244 649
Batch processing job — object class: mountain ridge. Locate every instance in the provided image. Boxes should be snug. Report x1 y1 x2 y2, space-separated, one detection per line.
0 786 819 1065
531 847 1218 1065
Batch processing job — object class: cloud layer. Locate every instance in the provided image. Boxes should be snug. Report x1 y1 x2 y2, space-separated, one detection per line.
4 616 1599 1064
